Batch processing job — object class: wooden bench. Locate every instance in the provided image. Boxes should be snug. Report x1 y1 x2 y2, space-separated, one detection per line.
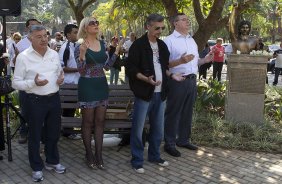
59 84 148 135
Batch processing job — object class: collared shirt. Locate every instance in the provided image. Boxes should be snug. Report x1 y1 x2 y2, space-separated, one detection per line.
58 41 80 84
12 46 62 95
164 30 199 75
16 36 31 53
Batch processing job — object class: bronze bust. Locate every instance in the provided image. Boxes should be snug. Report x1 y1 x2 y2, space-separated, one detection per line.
232 20 260 54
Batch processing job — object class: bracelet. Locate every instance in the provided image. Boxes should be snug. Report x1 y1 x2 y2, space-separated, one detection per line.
169 73 173 79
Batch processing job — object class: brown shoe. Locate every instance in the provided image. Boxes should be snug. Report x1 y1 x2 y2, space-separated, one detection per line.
18 135 27 144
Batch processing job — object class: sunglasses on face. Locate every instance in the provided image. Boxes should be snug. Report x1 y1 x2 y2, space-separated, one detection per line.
155 26 165 31
88 20 99 26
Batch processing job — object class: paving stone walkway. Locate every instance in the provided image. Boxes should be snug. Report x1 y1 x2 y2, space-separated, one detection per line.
1 137 282 184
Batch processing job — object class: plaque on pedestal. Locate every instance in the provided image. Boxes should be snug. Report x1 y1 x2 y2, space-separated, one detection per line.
225 54 268 124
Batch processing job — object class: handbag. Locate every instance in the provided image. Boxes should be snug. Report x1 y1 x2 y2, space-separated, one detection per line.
0 76 14 96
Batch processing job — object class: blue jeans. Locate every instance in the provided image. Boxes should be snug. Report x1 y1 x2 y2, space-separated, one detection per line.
110 68 119 85
130 93 165 168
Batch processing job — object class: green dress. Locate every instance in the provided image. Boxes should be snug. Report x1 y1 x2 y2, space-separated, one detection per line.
77 41 117 108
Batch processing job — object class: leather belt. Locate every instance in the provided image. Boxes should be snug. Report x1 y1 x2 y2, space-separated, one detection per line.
182 74 196 80
28 92 58 97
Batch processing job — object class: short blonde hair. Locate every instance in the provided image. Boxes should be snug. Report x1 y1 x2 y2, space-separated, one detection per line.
12 32 22 41
77 17 98 39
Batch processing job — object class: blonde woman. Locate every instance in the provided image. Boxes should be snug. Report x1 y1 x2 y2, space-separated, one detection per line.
76 17 123 169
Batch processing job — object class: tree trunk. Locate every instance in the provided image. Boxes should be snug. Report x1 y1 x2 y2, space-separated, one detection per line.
75 11 85 25
161 0 178 19
67 0 97 26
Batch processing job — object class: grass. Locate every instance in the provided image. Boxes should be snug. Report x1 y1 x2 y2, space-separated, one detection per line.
192 111 282 153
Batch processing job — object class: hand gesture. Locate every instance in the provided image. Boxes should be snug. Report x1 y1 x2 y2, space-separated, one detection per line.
147 75 162 86
34 74 48 86
180 53 195 64
171 73 185 82
79 40 90 62
56 70 64 85
204 53 213 63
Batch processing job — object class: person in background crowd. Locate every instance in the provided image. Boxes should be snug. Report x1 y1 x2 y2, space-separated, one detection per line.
8 32 22 73
198 42 211 80
12 25 65 182
126 13 185 174
16 18 41 144
76 17 123 170
6 31 15 49
108 37 122 85
59 24 81 140
16 19 41 53
211 38 225 81
164 13 212 158
122 32 136 84
273 42 282 86
50 32 63 52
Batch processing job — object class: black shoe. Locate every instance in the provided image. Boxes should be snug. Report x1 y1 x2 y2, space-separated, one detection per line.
18 134 27 144
164 147 181 157
176 143 198 150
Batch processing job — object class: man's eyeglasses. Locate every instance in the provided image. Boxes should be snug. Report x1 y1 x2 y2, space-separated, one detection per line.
155 26 165 31
89 20 99 26
177 18 189 23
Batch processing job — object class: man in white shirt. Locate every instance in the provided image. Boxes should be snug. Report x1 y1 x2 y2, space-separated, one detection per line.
58 24 80 139
164 13 212 157
12 25 65 182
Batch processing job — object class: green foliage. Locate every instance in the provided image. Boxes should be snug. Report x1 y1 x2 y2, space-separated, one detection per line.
196 79 226 116
264 86 282 123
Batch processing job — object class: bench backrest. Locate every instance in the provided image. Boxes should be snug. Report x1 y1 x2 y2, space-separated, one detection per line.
59 84 134 110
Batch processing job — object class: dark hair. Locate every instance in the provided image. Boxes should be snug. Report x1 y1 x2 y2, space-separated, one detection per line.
64 24 78 38
25 18 40 27
170 12 186 23
238 20 251 35
145 14 164 26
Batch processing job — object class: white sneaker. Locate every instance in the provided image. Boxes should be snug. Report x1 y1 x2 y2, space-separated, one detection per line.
133 166 145 174
150 158 169 167
45 163 66 174
32 171 43 182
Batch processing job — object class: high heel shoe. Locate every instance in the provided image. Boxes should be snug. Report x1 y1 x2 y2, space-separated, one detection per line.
85 155 96 169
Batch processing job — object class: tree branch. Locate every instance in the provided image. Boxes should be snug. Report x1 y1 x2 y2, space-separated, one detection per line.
193 0 204 24
81 0 97 12
67 0 75 11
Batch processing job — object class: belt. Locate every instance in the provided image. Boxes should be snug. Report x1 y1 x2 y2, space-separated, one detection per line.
28 92 58 97
182 74 196 80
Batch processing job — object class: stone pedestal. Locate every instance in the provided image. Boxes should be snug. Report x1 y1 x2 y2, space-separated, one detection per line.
225 54 268 124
